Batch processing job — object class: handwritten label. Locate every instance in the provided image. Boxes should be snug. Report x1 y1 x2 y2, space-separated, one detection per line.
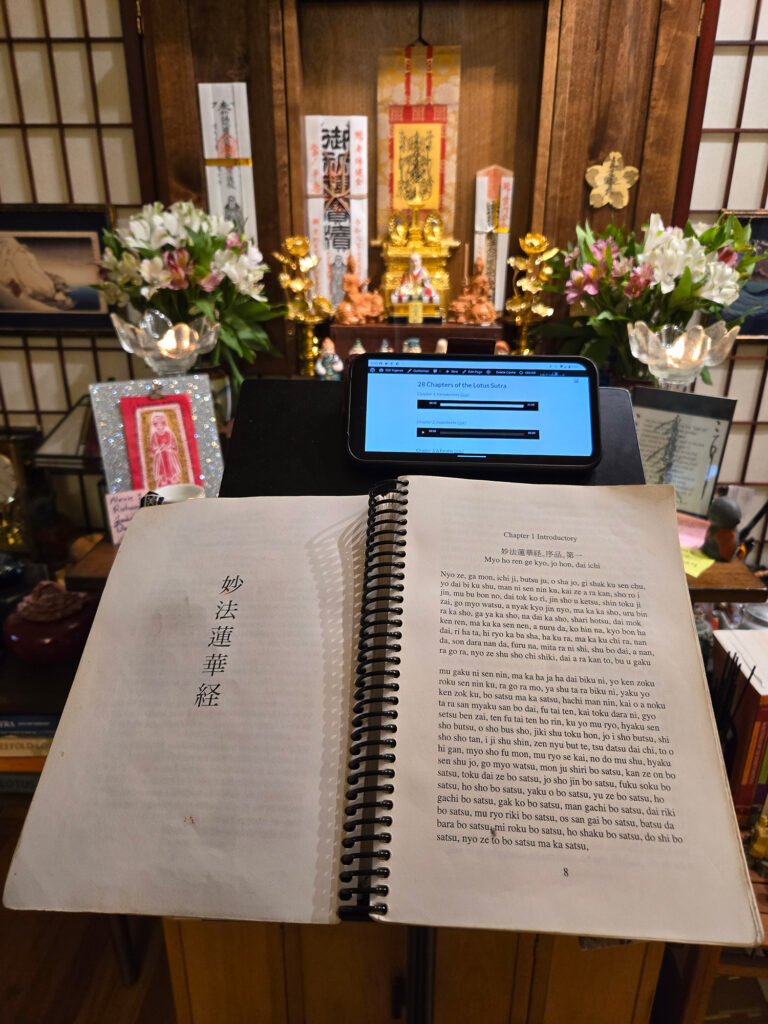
106 489 144 545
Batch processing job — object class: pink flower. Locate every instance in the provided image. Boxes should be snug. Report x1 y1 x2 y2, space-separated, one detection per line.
717 246 739 267
589 239 621 273
563 247 578 268
225 232 243 250
623 262 654 299
565 264 600 304
198 269 224 292
163 248 193 290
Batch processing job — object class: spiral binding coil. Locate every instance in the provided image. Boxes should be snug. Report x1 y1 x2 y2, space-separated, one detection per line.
338 478 408 919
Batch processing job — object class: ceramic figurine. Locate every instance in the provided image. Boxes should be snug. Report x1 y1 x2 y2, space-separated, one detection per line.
315 338 344 380
701 495 741 561
379 338 393 353
334 254 384 324
435 338 448 354
494 340 511 355
403 337 421 353
349 338 365 357
447 256 498 324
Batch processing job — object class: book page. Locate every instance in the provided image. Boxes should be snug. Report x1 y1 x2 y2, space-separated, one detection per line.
383 476 761 944
5 494 368 923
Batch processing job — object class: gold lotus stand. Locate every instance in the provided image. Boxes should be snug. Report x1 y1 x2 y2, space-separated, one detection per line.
380 200 458 321
273 236 332 376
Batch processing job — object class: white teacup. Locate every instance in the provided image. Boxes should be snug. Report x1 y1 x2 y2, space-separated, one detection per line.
155 484 205 504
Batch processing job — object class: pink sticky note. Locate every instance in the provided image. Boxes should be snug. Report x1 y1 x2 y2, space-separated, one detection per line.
677 512 708 550
106 489 144 545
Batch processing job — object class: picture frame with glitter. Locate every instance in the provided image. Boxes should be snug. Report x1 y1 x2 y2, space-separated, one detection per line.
89 375 223 522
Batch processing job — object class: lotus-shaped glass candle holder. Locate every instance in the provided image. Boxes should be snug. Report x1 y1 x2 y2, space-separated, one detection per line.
111 309 219 376
627 320 739 389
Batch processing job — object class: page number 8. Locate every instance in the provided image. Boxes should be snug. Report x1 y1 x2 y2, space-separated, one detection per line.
563 867 569 877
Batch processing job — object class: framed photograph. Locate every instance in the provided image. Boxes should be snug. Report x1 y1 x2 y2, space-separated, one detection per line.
723 210 768 338
89 375 224 500
632 387 736 518
0 205 112 332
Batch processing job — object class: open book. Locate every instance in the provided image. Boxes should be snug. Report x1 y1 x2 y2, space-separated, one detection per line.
4 476 761 945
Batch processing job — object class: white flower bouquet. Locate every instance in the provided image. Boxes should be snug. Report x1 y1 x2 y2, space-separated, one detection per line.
99 201 283 383
541 213 759 380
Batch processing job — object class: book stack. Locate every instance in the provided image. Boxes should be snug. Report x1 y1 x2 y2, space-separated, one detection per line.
713 630 768 826
0 714 60 794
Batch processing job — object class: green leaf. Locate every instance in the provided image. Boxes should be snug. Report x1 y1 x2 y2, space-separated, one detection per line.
700 366 713 386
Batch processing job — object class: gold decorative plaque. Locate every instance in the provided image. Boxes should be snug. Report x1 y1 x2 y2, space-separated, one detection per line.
585 151 639 210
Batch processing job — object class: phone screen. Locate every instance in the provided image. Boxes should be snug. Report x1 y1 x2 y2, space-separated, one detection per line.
347 354 601 469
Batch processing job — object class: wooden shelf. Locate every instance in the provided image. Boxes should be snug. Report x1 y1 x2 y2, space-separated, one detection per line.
686 560 767 605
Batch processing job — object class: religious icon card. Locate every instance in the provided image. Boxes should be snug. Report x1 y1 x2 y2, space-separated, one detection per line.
120 393 202 492
89 375 223 533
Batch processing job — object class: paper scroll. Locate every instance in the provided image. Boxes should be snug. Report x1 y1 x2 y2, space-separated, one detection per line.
305 116 368 306
198 83 258 242
474 166 514 311
377 46 461 238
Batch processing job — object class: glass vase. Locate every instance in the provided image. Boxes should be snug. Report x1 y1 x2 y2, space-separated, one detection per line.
627 320 739 389
111 309 219 376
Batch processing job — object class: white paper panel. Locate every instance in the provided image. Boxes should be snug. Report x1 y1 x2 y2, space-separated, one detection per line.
102 127 140 203
758 1 768 37
15 43 56 122
53 44 94 122
720 424 749 480
690 134 733 210
0 351 34 409
729 344 765 419
84 0 122 37
0 46 18 121
60 349 95 403
0 129 31 201
703 49 748 127
45 0 84 37
31 351 67 408
5 0 44 37
742 54 768 128
91 43 131 122
27 128 68 200
717 0 757 39
728 135 768 208
65 129 106 202
8 413 39 428
97 350 132 382
694 361 730 399
745 426 768 481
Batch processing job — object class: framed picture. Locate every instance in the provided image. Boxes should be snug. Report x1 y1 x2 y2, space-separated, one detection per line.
89 374 223 501
632 387 736 518
723 210 768 338
0 205 112 332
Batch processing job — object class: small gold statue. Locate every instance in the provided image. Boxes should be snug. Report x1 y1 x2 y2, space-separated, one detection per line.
273 236 332 375
505 232 557 354
334 254 384 325
380 195 458 321
447 255 498 325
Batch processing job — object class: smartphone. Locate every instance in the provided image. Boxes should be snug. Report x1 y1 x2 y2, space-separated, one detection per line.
346 352 601 470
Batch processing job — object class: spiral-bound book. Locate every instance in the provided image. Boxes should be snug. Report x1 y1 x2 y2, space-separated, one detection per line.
4 476 762 945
